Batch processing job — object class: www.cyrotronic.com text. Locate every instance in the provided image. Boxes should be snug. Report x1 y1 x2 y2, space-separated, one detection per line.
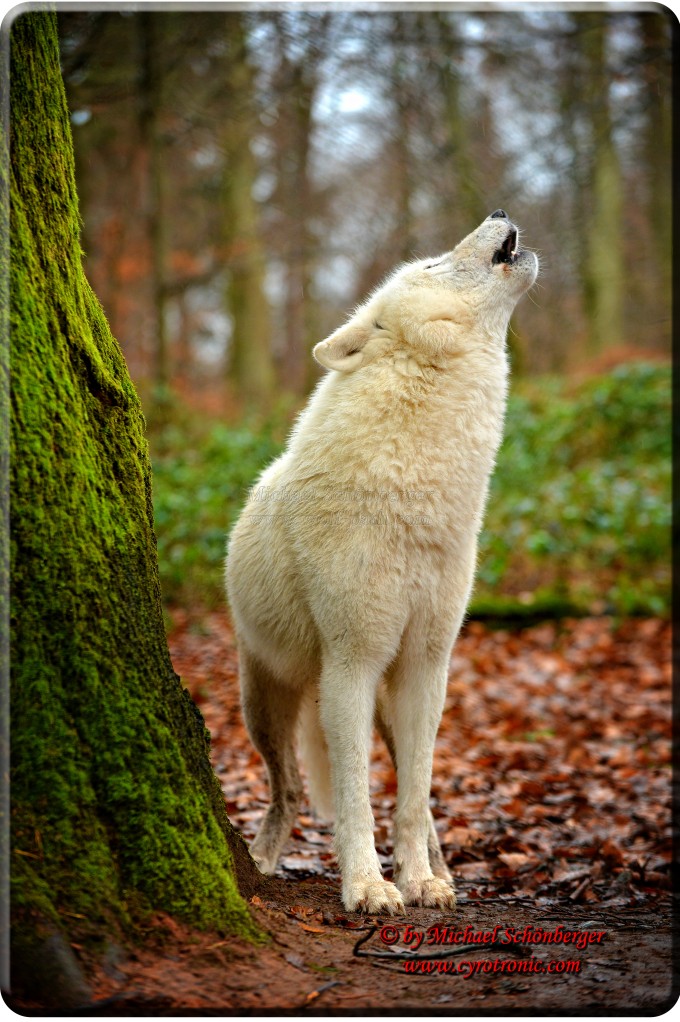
376 923 608 978
402 956 581 977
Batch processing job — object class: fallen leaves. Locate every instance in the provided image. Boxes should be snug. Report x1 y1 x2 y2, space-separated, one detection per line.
168 612 671 911
68 611 675 1022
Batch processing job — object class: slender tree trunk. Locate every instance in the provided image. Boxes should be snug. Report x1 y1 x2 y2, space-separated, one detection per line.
435 14 486 227
380 16 418 263
222 15 275 404
139 12 169 395
279 59 316 393
638 11 671 349
581 14 624 355
9 12 260 1008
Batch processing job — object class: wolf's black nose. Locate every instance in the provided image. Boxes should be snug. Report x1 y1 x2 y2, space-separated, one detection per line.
489 209 508 220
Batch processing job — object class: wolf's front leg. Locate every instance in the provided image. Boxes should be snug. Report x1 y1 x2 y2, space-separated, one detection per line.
319 654 405 915
389 649 457 910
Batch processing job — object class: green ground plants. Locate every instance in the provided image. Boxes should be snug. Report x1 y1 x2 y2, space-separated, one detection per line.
478 362 670 617
150 362 670 621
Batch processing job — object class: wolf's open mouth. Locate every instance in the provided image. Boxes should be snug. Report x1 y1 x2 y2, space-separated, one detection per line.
492 229 518 265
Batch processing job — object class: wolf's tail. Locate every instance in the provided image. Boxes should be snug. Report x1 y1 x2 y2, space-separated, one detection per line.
298 693 334 821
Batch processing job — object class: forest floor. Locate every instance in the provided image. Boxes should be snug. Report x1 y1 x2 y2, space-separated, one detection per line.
24 613 676 1016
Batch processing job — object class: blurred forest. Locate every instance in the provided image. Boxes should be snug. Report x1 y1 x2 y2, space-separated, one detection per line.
56 8 671 619
7 14 672 1012
58 8 671 395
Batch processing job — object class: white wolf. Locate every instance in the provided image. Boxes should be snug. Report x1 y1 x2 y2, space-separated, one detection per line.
226 210 538 914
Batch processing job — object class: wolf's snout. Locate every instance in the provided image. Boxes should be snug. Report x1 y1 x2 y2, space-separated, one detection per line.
489 208 508 220
492 228 519 265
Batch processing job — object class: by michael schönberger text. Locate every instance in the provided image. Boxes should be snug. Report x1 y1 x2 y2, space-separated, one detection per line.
379 923 608 953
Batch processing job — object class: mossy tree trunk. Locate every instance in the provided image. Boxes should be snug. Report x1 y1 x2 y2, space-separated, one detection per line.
8 11 260 1006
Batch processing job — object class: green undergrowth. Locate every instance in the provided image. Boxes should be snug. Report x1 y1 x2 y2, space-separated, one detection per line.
476 361 670 618
151 406 289 609
150 361 670 621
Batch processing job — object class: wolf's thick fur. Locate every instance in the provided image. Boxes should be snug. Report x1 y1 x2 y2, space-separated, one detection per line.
226 212 538 914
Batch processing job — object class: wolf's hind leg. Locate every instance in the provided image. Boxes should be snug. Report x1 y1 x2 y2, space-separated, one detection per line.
375 693 452 883
240 651 303 874
375 699 453 883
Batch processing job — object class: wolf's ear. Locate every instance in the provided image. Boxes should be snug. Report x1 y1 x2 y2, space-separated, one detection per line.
313 324 372 372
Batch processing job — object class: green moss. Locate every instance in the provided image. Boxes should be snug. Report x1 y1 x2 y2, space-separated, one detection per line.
10 11 260 950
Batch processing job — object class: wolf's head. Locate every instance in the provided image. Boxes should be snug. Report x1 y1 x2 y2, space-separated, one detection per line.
314 211 538 372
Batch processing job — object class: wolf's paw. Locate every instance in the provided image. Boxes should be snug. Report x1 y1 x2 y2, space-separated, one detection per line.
399 876 457 910
431 860 453 883
249 842 278 875
343 878 405 915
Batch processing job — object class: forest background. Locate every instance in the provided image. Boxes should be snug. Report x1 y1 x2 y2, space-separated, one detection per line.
5 7 672 1013
57 6 671 624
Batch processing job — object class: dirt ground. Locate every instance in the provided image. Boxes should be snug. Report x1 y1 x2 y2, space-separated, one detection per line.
15 880 670 1017
8 614 675 1016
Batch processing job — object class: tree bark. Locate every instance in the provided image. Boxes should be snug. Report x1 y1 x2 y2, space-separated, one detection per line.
581 14 624 355
435 13 487 228
276 44 319 393
638 11 671 349
9 11 260 1007
138 12 170 396
222 14 275 404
